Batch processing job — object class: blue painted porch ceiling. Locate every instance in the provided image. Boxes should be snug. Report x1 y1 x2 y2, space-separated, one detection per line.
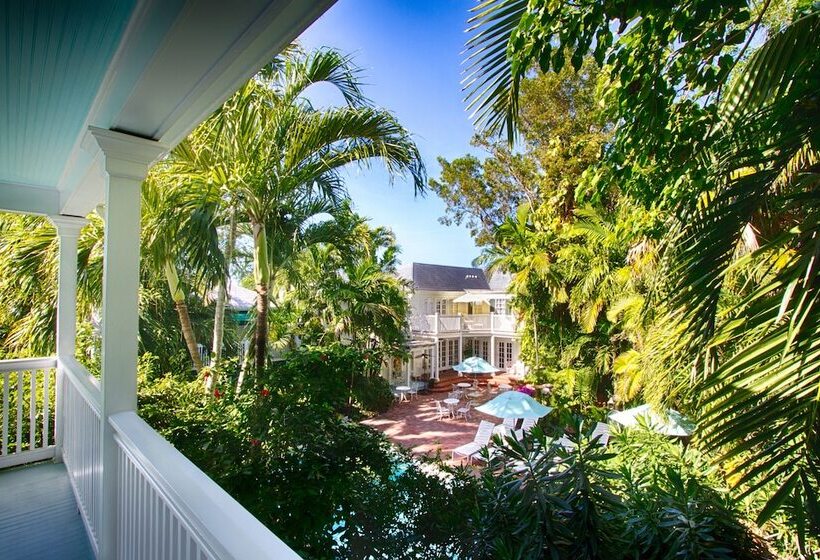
1 0 136 188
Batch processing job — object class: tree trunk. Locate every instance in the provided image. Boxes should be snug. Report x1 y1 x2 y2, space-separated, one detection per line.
532 305 540 369
176 300 204 372
252 221 270 377
164 262 203 372
254 285 268 376
210 206 237 379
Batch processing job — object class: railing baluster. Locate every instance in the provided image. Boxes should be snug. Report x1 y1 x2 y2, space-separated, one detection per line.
2 373 8 455
43 368 50 447
16 370 23 454
29 369 37 450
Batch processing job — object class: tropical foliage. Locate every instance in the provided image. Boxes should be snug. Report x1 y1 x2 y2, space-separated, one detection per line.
458 0 819 553
164 47 424 376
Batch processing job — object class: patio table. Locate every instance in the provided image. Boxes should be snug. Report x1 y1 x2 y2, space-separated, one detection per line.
396 385 411 402
456 382 471 389
443 397 459 417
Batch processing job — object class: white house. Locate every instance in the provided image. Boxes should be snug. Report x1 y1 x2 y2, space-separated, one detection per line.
0 2 335 558
402 263 522 380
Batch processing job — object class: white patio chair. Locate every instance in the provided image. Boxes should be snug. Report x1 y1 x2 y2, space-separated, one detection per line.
455 401 473 420
407 383 419 400
452 420 495 464
435 400 451 420
589 422 610 446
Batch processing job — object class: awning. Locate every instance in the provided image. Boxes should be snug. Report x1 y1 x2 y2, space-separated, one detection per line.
453 292 491 304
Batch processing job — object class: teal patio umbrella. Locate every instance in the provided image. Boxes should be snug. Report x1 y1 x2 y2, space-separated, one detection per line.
609 404 695 437
475 391 553 419
453 356 500 375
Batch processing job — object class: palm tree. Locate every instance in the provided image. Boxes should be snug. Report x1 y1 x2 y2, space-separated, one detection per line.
661 14 819 539
141 170 224 373
198 47 424 376
465 0 819 539
0 213 104 357
477 204 567 369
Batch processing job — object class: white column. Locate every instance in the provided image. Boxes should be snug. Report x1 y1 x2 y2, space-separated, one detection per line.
51 215 87 460
458 320 464 364
89 127 167 560
432 337 439 379
490 335 496 367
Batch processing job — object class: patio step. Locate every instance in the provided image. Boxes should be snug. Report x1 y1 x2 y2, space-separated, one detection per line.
429 376 490 393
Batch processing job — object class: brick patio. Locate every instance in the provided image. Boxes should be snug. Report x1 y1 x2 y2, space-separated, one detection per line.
362 391 504 464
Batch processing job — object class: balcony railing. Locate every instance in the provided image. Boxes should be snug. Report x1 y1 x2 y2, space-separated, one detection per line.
416 313 518 335
0 357 57 468
0 357 301 559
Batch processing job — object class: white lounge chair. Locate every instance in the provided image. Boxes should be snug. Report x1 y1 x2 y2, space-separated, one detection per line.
521 418 537 433
556 435 576 450
589 422 610 446
452 420 495 464
502 417 518 430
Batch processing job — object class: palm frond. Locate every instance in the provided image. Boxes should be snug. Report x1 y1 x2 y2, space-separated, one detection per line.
463 0 528 144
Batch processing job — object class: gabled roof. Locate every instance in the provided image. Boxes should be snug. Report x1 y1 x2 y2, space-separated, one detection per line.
487 270 513 292
411 262 490 291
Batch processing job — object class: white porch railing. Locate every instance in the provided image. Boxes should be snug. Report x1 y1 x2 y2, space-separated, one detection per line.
111 411 299 560
462 314 491 331
416 313 517 335
0 357 57 468
438 315 462 332
1 356 301 559
60 356 103 554
491 313 517 333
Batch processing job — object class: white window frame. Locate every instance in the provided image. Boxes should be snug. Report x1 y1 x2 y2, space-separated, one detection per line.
497 341 513 369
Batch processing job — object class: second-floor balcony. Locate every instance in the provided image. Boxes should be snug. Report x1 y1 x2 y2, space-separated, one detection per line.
412 313 518 335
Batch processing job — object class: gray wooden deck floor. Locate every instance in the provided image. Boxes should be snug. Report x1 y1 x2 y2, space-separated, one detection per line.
0 461 93 559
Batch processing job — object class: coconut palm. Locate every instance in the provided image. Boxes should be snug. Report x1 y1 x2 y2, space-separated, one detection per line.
199 47 424 375
466 0 819 539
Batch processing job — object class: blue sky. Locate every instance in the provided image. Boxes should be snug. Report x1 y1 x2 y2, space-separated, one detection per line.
298 0 482 268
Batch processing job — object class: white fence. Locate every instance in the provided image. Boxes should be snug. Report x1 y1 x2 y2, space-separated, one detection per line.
111 411 300 560
0 357 57 468
491 314 517 333
60 357 103 554
416 313 517 335
462 314 491 331
0 356 302 560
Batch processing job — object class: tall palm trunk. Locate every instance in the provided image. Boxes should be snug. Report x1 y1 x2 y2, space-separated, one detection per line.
252 221 270 376
210 206 237 377
164 261 204 372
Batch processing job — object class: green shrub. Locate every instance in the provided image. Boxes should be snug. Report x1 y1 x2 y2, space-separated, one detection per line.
352 374 394 413
464 421 769 560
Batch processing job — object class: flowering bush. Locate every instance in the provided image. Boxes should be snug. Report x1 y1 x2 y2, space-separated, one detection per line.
517 385 536 397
